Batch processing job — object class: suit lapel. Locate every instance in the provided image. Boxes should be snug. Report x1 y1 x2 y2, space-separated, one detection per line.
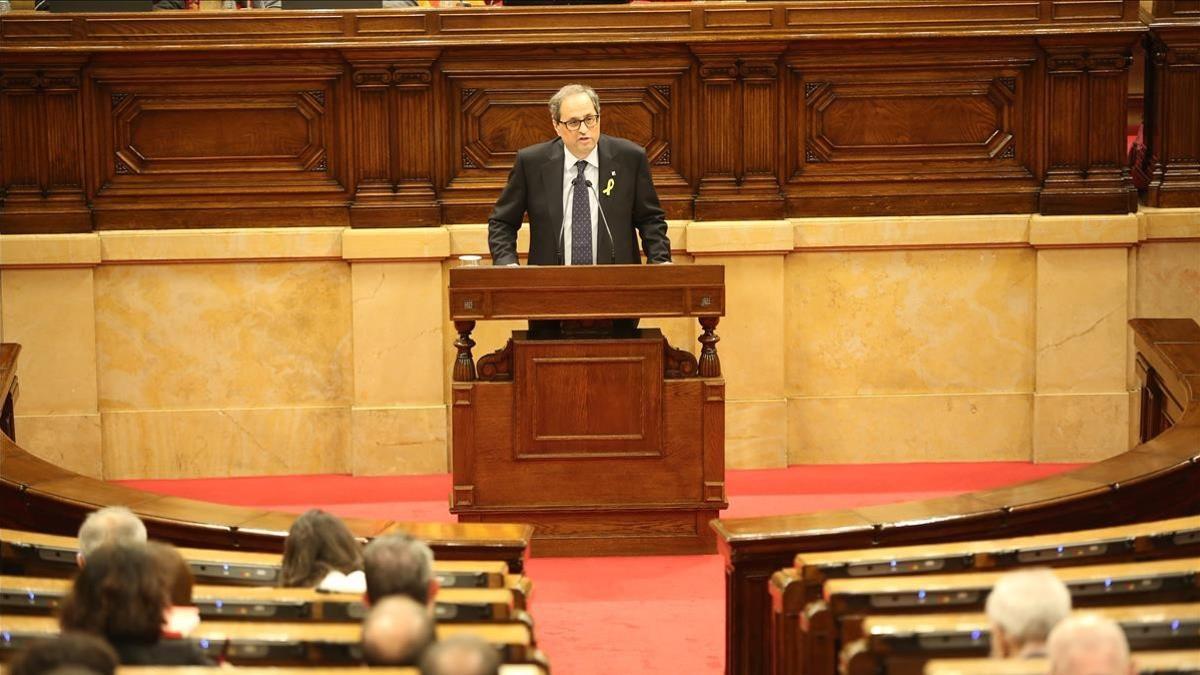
542 139 565 241
597 135 617 264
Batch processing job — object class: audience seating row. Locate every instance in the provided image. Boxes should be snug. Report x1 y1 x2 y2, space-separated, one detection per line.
0 575 529 624
0 616 548 669
923 650 1200 675
0 528 532 605
117 668 548 675
843 603 1200 675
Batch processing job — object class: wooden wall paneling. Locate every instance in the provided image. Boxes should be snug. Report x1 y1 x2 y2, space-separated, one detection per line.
0 58 91 235
784 39 1041 217
1144 19 1200 207
1038 34 1140 214
84 54 351 230
346 50 441 228
437 49 692 225
691 44 785 220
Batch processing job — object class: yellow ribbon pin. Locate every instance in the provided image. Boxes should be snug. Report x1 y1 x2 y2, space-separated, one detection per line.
602 177 615 197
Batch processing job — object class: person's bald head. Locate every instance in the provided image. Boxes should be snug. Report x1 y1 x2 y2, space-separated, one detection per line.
420 634 501 675
1048 614 1134 675
361 595 436 666
76 507 146 566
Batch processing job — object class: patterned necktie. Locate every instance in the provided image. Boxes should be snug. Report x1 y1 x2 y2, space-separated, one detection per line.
570 160 593 265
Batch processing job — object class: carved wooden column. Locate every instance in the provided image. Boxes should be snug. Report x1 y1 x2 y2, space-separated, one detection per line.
1144 8 1200 208
1038 38 1139 215
691 45 785 220
0 61 91 234
347 51 441 227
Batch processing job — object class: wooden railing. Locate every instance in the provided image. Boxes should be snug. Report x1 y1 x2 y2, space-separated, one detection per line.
8 1 1197 233
713 317 1200 675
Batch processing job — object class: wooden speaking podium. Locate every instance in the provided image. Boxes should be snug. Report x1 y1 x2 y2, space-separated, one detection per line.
447 264 727 556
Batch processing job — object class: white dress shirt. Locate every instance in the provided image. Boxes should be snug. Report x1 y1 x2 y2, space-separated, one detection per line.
560 146 600 265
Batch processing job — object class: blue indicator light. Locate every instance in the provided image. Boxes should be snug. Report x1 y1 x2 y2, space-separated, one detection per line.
890 560 897 568
971 630 981 640
215 600 224 609
28 591 35 601
3 631 10 643
1171 620 1180 631
1104 578 1112 588
200 639 210 649
1057 546 1064 553
918 590 927 600
222 564 230 572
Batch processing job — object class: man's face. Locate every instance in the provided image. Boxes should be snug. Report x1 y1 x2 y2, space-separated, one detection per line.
554 92 600 160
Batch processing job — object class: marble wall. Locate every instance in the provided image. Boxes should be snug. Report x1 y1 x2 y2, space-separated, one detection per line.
2 208 1197 478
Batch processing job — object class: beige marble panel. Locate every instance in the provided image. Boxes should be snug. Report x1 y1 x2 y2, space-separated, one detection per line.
101 407 349 479
1 268 99 414
95 261 352 410
0 233 100 267
1135 241 1200 324
351 405 448 475
13 414 103 478
794 215 1029 250
785 249 1035 398
1139 207 1200 240
352 262 445 406
686 221 792 254
1029 214 1139 247
726 399 788 469
1035 248 1129 393
342 228 449 262
694 254 785 400
100 227 342 263
788 393 1033 464
1033 393 1129 462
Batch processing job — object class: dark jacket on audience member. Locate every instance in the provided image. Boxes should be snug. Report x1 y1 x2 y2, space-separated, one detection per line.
112 639 215 666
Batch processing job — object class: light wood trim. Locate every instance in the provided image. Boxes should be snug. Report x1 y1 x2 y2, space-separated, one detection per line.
924 650 1200 675
824 558 1200 598
863 602 1200 636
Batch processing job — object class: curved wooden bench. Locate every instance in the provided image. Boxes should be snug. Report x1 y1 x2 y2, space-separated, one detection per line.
713 318 1200 675
0 346 532 573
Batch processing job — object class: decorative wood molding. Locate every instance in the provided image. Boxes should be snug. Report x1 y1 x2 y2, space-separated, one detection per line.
476 339 513 382
663 341 698 379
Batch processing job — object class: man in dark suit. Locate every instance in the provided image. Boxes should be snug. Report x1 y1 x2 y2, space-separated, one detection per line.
487 83 672 266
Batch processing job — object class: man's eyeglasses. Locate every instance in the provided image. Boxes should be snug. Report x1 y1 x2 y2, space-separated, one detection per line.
558 114 599 132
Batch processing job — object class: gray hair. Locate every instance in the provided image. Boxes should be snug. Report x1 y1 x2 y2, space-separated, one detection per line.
1048 614 1132 675
361 595 436 666
548 84 600 121
77 506 147 559
363 533 436 605
985 568 1072 645
420 634 501 675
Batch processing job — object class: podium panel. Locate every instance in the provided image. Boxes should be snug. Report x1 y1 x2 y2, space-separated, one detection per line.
448 265 727 556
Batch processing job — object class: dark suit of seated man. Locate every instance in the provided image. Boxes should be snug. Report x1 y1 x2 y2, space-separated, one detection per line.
486 83 672 267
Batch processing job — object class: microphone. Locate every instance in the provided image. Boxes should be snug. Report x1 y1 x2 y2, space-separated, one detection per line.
557 174 583 265
585 180 617 264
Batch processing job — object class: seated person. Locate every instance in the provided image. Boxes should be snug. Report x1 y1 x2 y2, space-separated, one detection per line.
146 541 199 637
76 506 146 568
985 568 1072 658
8 632 118 675
361 595 437 666
280 508 366 593
59 544 213 666
420 634 501 675
1048 613 1135 675
363 533 439 607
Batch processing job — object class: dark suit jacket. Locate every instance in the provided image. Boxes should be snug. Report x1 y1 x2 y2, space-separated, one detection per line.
487 135 672 266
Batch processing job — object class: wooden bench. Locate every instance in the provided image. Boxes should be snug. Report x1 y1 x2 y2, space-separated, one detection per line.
0 575 527 624
0 528 531 606
923 650 1200 675
714 319 1200 675
770 514 1200 675
800 557 1200 675
0 616 544 667
842 603 1200 675
0 434 532 573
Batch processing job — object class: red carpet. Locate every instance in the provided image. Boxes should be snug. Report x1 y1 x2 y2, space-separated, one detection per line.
119 461 1080 675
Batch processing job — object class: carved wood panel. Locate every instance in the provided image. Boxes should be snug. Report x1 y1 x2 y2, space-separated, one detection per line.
786 44 1039 215
1145 22 1200 207
85 58 348 229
